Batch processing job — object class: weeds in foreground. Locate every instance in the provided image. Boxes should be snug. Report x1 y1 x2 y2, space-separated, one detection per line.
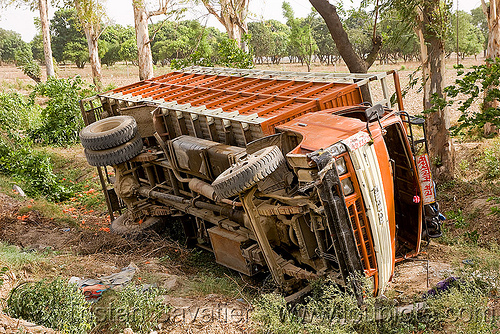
5 277 169 334
92 284 170 334
252 272 497 334
5 278 95 334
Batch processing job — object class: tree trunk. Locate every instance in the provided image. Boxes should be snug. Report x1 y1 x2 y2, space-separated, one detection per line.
416 3 455 181
85 32 103 90
38 0 54 78
202 0 248 50
309 0 366 73
133 0 154 80
74 0 103 91
483 0 500 59
309 0 382 73
481 0 500 135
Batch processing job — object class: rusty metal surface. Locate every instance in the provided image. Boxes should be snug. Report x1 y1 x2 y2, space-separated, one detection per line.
207 226 254 276
257 204 306 216
130 152 157 162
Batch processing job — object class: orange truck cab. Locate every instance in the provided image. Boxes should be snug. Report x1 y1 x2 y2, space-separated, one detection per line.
79 67 444 299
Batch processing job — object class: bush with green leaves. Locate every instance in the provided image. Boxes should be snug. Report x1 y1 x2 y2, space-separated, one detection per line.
444 59 500 135
14 48 42 83
214 37 253 69
0 91 39 135
5 278 95 334
94 285 170 334
0 136 73 201
29 76 89 145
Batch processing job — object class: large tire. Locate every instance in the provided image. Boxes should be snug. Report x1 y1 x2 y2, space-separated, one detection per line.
212 146 285 199
84 134 143 166
80 116 137 150
111 213 164 235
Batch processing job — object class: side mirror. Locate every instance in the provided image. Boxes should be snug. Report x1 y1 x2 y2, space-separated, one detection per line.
364 104 384 122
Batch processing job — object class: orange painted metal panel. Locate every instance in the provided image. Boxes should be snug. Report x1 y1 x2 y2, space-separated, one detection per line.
104 70 363 134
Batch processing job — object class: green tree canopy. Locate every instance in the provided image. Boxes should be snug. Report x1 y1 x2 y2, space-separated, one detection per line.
0 28 29 63
283 1 317 71
446 10 485 58
50 8 87 64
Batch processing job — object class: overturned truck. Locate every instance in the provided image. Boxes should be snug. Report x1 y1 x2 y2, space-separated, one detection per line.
79 67 444 299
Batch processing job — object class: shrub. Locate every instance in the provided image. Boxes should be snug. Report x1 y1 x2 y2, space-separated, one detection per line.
0 91 38 135
6 278 95 334
94 285 170 334
15 50 41 83
0 136 73 201
482 145 500 179
30 76 89 145
252 275 496 334
214 37 253 69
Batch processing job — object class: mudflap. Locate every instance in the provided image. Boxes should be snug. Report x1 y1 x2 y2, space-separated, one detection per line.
310 151 365 305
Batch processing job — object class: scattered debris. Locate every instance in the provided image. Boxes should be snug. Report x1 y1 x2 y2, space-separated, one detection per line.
12 185 25 197
424 277 458 298
69 262 138 300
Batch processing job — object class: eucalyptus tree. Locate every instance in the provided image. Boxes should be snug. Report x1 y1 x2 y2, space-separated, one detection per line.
132 0 175 80
387 0 455 180
73 0 107 90
200 0 249 49
481 0 500 59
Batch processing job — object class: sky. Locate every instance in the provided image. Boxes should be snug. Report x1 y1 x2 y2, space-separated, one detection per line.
0 0 483 42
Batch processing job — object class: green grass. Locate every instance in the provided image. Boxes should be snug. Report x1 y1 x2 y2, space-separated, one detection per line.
185 273 242 298
92 284 170 334
0 242 50 270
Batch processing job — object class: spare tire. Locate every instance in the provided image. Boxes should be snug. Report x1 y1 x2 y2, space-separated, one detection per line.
212 146 285 199
80 116 137 150
84 134 143 166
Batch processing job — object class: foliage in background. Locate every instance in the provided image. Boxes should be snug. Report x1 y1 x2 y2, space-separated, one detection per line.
444 59 500 134
13 3 486 71
282 2 317 72
213 37 253 68
446 10 485 59
30 76 89 145
0 28 30 64
248 20 290 65
6 278 95 334
50 8 88 67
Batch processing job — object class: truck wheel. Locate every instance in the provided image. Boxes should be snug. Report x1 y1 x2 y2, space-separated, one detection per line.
80 116 137 150
212 146 285 199
111 214 164 235
84 134 143 166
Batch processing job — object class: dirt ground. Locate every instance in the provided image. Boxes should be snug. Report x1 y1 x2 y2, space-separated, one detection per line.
0 181 466 333
0 57 493 333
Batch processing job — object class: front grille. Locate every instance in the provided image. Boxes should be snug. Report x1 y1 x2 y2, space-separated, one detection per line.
348 199 376 271
339 153 377 275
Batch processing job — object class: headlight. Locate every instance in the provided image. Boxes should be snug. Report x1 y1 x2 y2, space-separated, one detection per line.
326 142 346 156
336 157 347 176
341 177 354 196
